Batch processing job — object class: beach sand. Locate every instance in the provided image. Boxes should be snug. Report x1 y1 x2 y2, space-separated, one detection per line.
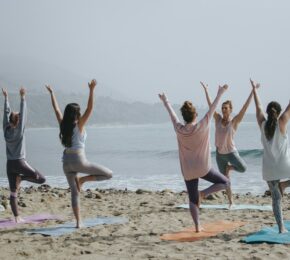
1 186 290 260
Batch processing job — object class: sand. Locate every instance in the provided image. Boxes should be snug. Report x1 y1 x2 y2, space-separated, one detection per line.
1 185 290 260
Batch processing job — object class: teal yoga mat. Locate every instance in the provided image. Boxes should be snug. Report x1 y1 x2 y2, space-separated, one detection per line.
242 221 290 244
177 204 272 211
26 216 128 236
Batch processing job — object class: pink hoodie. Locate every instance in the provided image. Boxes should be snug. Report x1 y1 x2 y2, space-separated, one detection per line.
163 88 226 181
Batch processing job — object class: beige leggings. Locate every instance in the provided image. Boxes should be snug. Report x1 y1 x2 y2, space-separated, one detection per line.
63 152 112 208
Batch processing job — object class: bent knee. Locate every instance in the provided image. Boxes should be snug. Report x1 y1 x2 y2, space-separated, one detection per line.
39 176 46 184
238 165 247 173
106 171 113 179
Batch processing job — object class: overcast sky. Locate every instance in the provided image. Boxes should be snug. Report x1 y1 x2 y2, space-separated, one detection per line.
0 0 289 111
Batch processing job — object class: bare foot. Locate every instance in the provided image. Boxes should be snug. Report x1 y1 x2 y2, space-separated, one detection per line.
196 225 204 233
279 181 289 197
75 176 83 193
15 216 25 223
280 227 288 234
76 221 84 229
198 191 205 208
228 202 234 210
16 175 21 192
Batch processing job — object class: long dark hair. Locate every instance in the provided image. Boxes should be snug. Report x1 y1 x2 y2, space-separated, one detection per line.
180 101 196 123
59 103 81 147
264 101 281 141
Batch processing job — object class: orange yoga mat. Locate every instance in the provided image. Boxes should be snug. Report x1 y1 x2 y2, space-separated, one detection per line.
160 220 246 242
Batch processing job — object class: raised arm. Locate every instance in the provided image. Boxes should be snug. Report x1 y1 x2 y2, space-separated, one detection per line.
2 88 10 130
200 82 220 121
232 88 254 130
250 79 265 127
18 87 27 133
204 84 228 122
78 79 97 132
45 85 63 125
158 93 180 129
279 100 290 135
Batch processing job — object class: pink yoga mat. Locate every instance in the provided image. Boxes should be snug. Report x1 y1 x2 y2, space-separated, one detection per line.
0 214 62 229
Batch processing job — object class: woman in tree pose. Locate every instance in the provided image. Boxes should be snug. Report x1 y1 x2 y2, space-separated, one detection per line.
251 79 290 233
159 84 230 232
201 82 253 207
2 87 46 223
46 79 112 228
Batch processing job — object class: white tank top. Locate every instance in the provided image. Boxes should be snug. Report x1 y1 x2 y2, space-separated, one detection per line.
215 117 237 154
71 125 87 150
261 121 290 181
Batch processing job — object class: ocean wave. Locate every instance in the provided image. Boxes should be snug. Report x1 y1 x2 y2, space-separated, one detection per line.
95 148 263 159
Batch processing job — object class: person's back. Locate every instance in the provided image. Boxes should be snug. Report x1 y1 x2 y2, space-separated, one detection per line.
70 124 87 150
3 95 26 160
2 87 45 223
176 117 211 180
261 121 290 181
252 79 290 233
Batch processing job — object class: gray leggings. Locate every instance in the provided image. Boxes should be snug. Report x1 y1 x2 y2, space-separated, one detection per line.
267 180 284 232
63 152 112 208
216 150 247 175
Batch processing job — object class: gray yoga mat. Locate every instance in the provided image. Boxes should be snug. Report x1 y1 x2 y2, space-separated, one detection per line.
26 216 128 236
177 204 272 211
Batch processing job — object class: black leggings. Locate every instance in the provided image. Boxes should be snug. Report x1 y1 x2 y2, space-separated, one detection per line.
185 168 230 205
7 159 45 216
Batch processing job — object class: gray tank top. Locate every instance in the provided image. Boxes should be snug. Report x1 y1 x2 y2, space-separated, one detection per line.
71 125 87 150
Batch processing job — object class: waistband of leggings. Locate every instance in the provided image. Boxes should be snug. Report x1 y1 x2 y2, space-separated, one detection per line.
63 148 85 154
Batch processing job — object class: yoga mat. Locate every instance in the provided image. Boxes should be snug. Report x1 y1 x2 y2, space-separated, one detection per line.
176 204 272 211
243 221 290 244
26 216 128 236
160 220 246 242
0 214 62 229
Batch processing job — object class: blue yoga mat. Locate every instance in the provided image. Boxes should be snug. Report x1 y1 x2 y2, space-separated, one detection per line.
26 216 128 236
243 221 290 244
177 204 272 211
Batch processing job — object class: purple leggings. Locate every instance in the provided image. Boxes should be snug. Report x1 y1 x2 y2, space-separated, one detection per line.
185 168 230 205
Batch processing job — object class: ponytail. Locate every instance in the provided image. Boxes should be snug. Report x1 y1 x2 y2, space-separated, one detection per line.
264 101 281 141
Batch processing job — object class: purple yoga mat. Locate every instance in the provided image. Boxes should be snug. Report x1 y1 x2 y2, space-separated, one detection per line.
0 214 62 229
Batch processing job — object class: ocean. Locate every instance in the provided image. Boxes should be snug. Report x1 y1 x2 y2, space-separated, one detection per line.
0 122 278 194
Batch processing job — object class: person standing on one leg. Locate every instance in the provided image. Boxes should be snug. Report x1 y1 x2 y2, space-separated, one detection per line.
159 84 230 232
201 82 253 207
251 79 290 233
2 87 46 223
46 79 112 228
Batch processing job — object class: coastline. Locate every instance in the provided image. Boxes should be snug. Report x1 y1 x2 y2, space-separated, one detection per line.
1 186 290 259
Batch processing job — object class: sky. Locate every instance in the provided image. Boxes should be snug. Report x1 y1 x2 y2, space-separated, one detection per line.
0 0 290 111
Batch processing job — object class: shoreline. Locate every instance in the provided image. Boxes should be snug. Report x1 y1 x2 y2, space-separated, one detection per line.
1 186 290 259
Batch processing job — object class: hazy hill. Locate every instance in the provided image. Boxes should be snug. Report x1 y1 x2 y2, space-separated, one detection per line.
0 92 257 127
0 92 189 127
0 55 256 127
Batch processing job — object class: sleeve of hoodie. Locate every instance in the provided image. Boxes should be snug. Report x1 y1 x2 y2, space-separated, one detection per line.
17 97 27 135
3 97 11 130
